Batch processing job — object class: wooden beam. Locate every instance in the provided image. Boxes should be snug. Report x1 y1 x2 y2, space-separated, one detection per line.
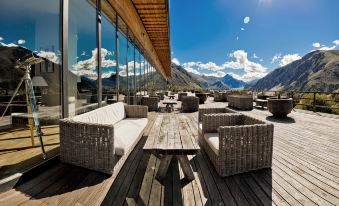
106 0 170 77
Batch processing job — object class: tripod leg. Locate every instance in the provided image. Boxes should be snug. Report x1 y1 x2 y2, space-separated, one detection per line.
25 80 35 145
0 78 25 120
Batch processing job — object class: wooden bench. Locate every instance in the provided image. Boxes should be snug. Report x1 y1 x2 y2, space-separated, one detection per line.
255 99 268 109
143 114 200 181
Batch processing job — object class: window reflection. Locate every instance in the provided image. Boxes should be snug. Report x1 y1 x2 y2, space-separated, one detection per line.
68 0 98 116
101 11 117 104
0 0 61 179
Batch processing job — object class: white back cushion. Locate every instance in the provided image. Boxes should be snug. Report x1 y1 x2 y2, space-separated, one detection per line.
73 102 126 125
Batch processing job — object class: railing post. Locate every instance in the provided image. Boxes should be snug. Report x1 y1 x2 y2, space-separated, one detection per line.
313 92 316 112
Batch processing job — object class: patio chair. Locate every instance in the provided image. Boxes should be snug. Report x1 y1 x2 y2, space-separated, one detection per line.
141 96 159 111
199 113 274 176
181 96 199 112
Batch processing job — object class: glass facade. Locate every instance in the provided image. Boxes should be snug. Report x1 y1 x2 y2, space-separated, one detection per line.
101 9 117 104
0 0 167 180
0 0 62 179
68 0 98 117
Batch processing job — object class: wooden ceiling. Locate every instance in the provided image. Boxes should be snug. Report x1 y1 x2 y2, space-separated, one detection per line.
132 0 171 77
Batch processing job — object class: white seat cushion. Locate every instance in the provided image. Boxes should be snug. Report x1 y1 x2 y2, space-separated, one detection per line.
73 102 126 125
114 118 148 156
203 133 219 155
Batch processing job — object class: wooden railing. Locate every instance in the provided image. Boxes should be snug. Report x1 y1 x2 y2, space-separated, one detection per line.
252 91 339 114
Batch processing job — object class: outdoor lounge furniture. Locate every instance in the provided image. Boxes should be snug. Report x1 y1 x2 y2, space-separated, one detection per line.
228 95 253 110
213 92 228 102
141 96 159 111
178 92 187 101
268 97 293 117
198 113 274 177
162 100 177 112
255 99 268 109
144 115 200 181
156 92 165 100
198 107 236 123
181 96 199 112
195 93 209 104
60 102 148 174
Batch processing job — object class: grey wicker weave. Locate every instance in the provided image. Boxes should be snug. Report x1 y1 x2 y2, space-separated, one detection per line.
178 92 188 101
141 97 159 111
198 107 236 123
198 113 274 177
60 104 148 174
228 95 253 110
181 96 199 112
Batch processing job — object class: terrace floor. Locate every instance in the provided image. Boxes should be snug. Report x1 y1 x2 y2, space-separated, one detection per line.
0 99 339 206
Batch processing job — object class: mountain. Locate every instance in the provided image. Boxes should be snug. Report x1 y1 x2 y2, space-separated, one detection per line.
158 64 202 90
221 74 247 88
246 50 339 92
189 73 247 89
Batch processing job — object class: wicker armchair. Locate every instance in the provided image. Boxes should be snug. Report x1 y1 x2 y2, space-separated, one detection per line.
141 96 159 111
60 103 148 174
178 92 188 101
228 95 253 110
199 113 274 177
198 107 236 123
181 96 199 112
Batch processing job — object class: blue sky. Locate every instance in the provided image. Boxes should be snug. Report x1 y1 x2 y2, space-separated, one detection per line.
170 0 339 81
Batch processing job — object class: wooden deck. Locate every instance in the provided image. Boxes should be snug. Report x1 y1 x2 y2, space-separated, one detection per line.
0 99 339 206
0 125 60 179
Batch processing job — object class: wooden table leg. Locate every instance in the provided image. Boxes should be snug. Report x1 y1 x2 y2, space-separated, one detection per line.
156 155 173 180
177 155 195 181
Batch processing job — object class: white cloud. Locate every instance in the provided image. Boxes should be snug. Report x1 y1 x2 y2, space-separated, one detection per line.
37 51 60 64
312 42 320 48
205 71 226 78
17 39 26 44
271 53 282 63
279 54 301 66
252 53 258 58
182 50 268 82
172 58 180 65
81 51 86 56
185 67 201 75
236 36 239 41
272 53 301 66
243 16 250 24
0 37 3 41
240 28 245 31
311 39 339 51
72 48 117 79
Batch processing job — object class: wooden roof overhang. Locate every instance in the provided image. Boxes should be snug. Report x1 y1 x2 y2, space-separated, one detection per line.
106 0 171 78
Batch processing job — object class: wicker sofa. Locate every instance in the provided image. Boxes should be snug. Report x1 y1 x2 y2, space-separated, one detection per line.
198 107 236 123
228 95 253 110
198 113 274 177
60 102 148 174
181 96 199 112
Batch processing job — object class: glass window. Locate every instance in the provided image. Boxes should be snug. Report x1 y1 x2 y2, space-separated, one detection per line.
101 10 117 104
127 40 134 104
0 0 61 179
118 31 127 102
68 0 98 116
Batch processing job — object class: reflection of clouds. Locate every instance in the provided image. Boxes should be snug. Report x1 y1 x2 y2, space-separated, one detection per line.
0 42 18 47
72 48 116 80
18 39 26 44
37 50 60 64
0 37 3 41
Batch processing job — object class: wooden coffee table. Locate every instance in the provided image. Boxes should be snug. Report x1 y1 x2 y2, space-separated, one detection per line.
168 95 175 99
143 114 200 181
162 100 177 112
